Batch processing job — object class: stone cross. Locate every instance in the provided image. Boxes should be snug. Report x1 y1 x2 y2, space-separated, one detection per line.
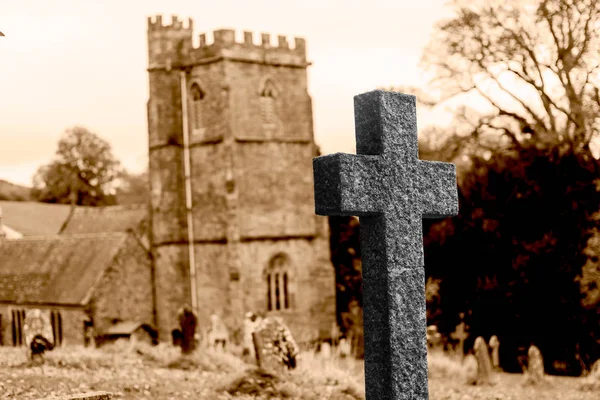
451 315 468 359
313 90 458 400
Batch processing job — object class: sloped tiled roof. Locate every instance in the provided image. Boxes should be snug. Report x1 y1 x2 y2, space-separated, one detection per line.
60 204 147 235
0 233 127 305
0 201 73 236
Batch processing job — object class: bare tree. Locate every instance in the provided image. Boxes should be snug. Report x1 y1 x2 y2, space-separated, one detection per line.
422 0 600 158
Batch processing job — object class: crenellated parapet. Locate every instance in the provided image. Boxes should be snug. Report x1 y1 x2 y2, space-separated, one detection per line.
147 15 308 70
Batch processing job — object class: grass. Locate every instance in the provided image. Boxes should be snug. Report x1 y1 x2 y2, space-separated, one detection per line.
0 342 598 399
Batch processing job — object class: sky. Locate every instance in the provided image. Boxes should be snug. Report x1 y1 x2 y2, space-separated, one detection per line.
0 0 455 186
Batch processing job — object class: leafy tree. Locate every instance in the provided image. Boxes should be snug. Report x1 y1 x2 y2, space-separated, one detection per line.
32 126 122 206
328 216 363 328
410 0 600 374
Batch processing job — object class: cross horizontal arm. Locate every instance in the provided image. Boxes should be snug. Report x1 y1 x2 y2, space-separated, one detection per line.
313 152 383 217
418 160 459 219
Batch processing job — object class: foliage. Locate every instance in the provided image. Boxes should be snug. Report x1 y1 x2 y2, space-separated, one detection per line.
423 0 600 159
578 227 600 309
410 0 600 376
31 126 122 206
423 145 600 375
328 216 363 326
0 179 31 201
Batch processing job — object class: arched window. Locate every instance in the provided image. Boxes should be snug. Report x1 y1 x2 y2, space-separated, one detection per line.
189 83 205 134
259 78 280 136
265 253 292 311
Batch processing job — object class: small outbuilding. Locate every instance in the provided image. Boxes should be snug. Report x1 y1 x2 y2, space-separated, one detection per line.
98 321 158 346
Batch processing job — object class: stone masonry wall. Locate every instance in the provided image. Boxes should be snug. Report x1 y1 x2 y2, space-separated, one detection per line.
237 233 336 344
89 235 154 335
0 305 86 347
235 142 317 238
147 15 337 342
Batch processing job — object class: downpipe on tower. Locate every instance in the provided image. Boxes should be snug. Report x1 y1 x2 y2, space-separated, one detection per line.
179 70 199 316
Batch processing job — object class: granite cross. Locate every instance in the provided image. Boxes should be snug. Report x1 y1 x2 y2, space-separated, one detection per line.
313 90 458 400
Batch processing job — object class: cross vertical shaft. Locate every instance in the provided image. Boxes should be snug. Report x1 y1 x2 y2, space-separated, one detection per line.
313 90 459 399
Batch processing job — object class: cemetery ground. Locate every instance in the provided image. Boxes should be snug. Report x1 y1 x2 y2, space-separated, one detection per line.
0 343 598 400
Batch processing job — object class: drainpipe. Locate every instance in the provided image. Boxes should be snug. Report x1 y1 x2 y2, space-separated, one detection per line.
179 70 198 315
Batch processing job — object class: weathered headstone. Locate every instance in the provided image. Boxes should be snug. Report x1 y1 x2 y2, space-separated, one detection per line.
426 325 442 352
243 312 261 358
338 337 351 358
450 313 468 359
341 299 364 358
463 354 478 385
313 90 459 399
252 316 299 373
526 345 545 383
177 305 197 354
331 321 341 348
208 314 229 351
489 335 500 370
24 309 53 348
473 336 494 385
320 342 332 359
30 335 54 362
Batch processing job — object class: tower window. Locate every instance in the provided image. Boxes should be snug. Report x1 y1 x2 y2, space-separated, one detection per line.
265 254 292 311
190 83 205 133
259 79 280 136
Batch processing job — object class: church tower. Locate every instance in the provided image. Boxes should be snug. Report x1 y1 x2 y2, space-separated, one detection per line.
147 15 336 342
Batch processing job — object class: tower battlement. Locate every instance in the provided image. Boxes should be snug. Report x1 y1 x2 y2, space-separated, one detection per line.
148 15 194 31
147 15 308 69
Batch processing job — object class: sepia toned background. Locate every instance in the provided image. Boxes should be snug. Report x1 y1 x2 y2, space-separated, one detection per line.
1 0 600 399
0 0 454 186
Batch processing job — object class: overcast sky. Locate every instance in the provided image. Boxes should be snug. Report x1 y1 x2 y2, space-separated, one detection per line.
0 0 454 186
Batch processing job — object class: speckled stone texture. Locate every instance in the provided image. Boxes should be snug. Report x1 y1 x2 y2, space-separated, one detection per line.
313 90 458 400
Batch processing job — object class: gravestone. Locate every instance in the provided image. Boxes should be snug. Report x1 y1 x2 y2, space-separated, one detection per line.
463 354 478 385
450 314 468 359
208 314 229 351
243 312 262 358
30 335 54 362
177 305 197 354
252 316 299 373
489 335 500 370
338 337 351 358
313 90 458 399
473 336 494 385
23 309 53 348
426 325 442 352
331 322 341 348
320 342 332 359
526 345 545 383
341 299 364 358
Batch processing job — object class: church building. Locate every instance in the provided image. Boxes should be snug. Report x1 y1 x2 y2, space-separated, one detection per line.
146 15 336 342
0 15 336 347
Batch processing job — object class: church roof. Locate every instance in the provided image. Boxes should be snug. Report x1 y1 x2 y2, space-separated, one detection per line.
0 201 73 236
60 204 147 235
0 233 128 305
